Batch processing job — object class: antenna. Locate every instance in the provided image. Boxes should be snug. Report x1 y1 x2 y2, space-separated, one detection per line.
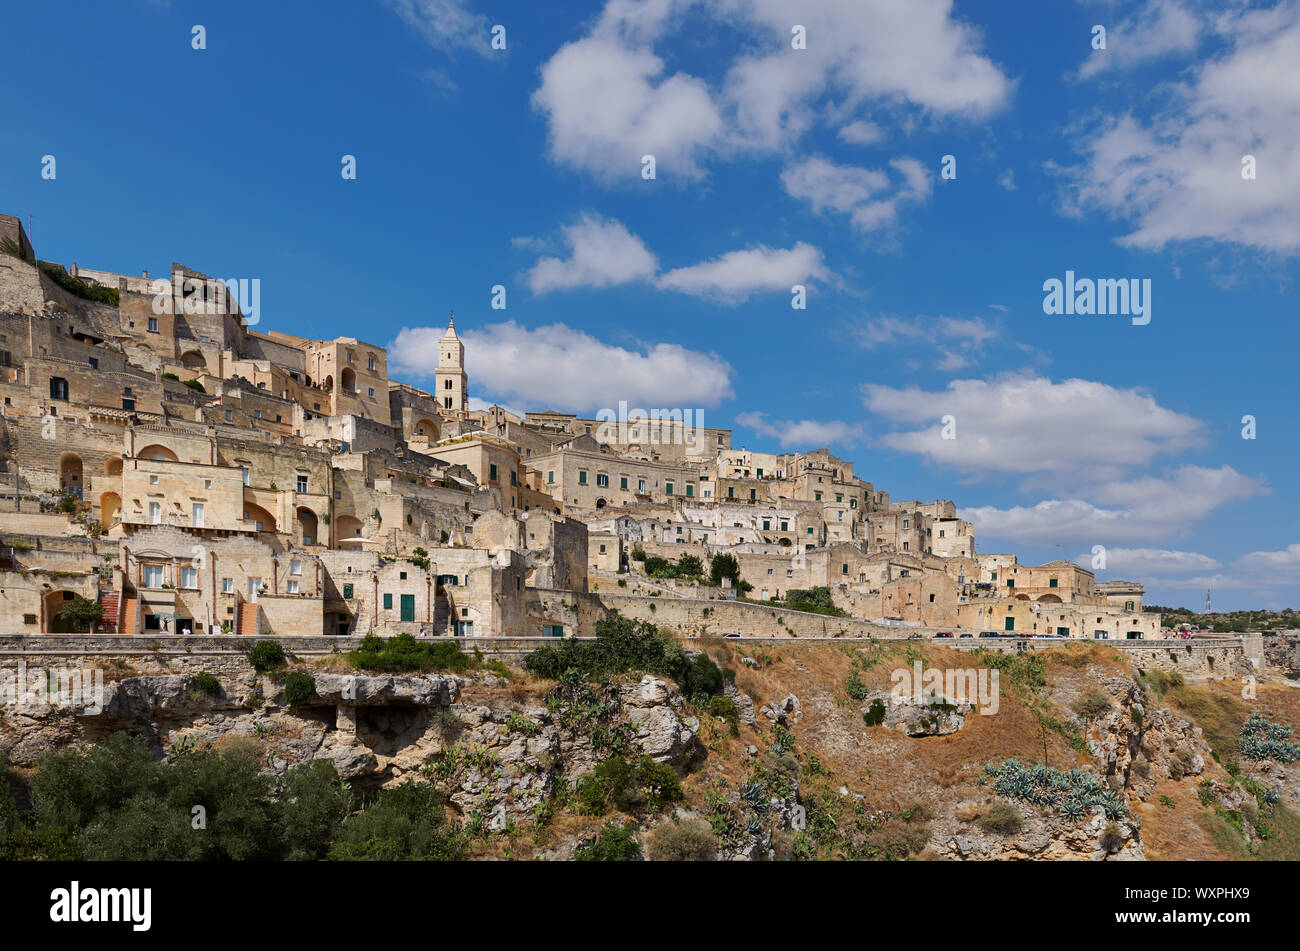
1204 588 1212 613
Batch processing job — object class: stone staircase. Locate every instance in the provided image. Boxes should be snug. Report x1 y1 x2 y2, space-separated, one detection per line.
98 589 120 633
120 595 138 635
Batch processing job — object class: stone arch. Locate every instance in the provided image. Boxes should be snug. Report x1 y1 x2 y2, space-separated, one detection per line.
1037 593 1063 603
136 444 179 462
99 491 122 525
341 367 356 392
335 514 365 549
1014 593 1031 601
44 589 85 633
180 349 206 370
243 502 276 533
323 374 334 391
58 452 83 494
298 507 319 546
105 457 123 476
595 497 607 509
413 417 440 441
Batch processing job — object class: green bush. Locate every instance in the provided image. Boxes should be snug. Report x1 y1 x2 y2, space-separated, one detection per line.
284 671 317 707
189 672 221 697
862 699 887 726
35 260 119 306
577 754 683 815
523 612 733 698
575 820 641 861
1099 821 1125 853
248 640 287 672
346 633 472 673
182 379 205 392
647 819 719 861
327 781 464 861
708 695 741 736
978 801 1022 835
1072 690 1113 720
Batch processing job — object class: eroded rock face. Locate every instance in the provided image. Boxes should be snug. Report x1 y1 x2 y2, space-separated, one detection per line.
861 691 972 737
312 673 459 707
937 806 1144 861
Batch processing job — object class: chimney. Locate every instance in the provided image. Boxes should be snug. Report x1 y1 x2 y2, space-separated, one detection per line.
142 269 149 279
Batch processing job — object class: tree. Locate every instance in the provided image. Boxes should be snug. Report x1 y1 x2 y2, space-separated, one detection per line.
55 597 103 633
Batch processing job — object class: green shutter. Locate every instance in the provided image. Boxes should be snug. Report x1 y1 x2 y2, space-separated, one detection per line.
383 593 393 610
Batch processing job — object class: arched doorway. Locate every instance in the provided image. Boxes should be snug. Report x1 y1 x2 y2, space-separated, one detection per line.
335 514 364 549
136 444 179 462
243 502 276 533
99 491 122 526
413 418 439 441
58 453 83 497
180 350 206 371
105 457 123 477
595 497 607 509
1037 594 1063 603
341 367 356 393
44 589 89 632
298 507 319 546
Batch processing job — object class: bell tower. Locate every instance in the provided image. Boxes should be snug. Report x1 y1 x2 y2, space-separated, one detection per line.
435 313 467 417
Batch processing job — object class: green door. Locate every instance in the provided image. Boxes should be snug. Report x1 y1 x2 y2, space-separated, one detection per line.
400 594 416 622
1004 616 1015 631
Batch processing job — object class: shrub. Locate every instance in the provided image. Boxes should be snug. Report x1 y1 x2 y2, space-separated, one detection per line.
189 672 221 698
1098 821 1125 853
574 820 641 861
862 699 887 727
1239 712 1300 763
34 260 119 305
328 781 464 861
978 801 1022 835
346 633 471 673
1072 690 1112 720
708 695 741 736
182 379 205 392
576 754 683 815
647 819 718 861
248 640 287 672
284 671 317 707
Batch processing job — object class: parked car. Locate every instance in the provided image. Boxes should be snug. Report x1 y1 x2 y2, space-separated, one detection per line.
959 632 975 638
935 631 953 638
722 633 741 639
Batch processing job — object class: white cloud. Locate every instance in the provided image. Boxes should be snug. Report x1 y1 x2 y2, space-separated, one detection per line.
862 375 1205 479
382 0 494 56
1234 541 1300 583
531 37 723 182
1061 2 1300 253
997 169 1016 191
1075 0 1203 79
655 242 828 302
735 412 865 449
960 465 1267 546
388 321 733 412
521 216 826 302
838 119 885 145
525 214 658 295
854 314 1001 373
531 0 1011 181
1072 546 1221 575
781 156 932 231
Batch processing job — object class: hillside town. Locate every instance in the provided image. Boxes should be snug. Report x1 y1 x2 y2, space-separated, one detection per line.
0 213 1161 641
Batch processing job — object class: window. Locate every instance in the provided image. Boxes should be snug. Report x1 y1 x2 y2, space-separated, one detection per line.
1124 600 1135 612
665 482 674 495
547 470 554 484
144 565 164 588
902 519 909 529
685 485 693 497
297 475 308 493
180 566 198 589
122 398 136 411
88 357 98 370
814 492 822 501
148 502 161 524
1049 578 1058 588
150 475 159 485
221 577 234 594
368 356 375 370
577 470 586 485
342 583 354 599
290 560 302 576
383 593 393 610
147 317 159 332
192 504 204 527
620 477 628 490
241 468 250 485
225 410 233 421
637 479 646 493
368 387 375 398
763 520 770 530
49 377 69 400
491 464 500 482
780 521 788 531
1007 579 1015 588
287 580 300 595
596 474 609 488
203 479 212 489
841 564 848 574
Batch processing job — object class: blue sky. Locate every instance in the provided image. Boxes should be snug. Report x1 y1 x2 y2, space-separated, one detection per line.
2 0 1297 610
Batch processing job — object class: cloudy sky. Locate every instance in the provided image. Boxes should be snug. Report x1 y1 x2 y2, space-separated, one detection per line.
4 0 1298 610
